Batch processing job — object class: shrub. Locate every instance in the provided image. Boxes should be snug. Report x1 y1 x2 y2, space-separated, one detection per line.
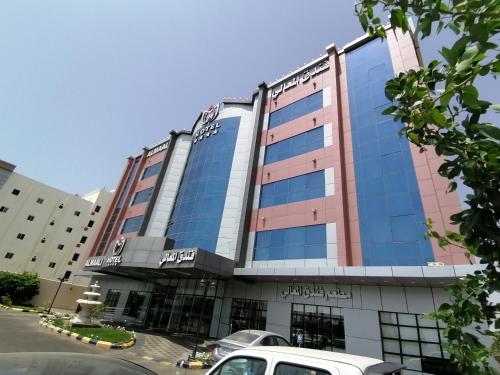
0 271 40 303
1 294 12 306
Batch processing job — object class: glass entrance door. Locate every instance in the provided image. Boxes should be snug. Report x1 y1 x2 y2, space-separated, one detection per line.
144 293 167 328
291 303 345 351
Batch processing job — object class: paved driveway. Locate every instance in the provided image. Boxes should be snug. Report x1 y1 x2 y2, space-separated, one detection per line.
0 310 206 375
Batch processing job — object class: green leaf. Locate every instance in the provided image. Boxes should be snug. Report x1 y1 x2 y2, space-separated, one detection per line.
461 85 480 109
382 106 397 115
456 45 480 72
360 13 368 31
390 8 405 28
469 24 489 43
476 124 500 140
490 104 500 112
431 108 447 127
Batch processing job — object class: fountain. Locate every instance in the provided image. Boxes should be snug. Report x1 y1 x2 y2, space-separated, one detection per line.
70 281 103 327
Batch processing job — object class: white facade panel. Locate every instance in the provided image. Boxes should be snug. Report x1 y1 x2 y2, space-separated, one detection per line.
216 102 259 260
146 134 191 237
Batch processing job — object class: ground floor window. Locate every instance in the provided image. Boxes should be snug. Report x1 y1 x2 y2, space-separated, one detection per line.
104 289 121 308
379 311 459 374
124 291 147 318
229 299 267 333
291 304 345 351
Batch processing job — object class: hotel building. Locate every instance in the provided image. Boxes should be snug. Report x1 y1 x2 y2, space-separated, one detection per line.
83 28 474 374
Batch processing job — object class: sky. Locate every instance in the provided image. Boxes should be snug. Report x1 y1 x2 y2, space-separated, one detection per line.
1 1 498 195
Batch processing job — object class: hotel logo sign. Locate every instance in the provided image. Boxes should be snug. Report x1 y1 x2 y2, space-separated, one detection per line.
271 59 330 101
201 103 220 125
147 141 169 157
113 236 126 256
84 238 128 268
193 122 221 144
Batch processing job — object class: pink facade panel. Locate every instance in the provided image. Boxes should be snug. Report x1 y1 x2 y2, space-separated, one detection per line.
265 68 334 114
387 30 469 265
256 146 336 186
261 106 334 146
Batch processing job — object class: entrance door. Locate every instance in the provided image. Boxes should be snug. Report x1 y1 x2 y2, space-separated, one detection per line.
291 303 345 351
144 293 167 328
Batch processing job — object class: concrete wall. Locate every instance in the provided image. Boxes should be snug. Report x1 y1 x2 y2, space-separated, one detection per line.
0 172 112 284
30 277 88 311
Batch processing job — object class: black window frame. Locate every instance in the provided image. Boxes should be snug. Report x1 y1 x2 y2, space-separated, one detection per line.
94 205 101 213
80 236 87 244
4 252 14 259
66 227 73 233
11 189 20 196
211 356 268 375
72 253 80 261
87 220 95 227
27 215 35 221
0 206 8 213
16 233 25 240
74 210 81 216
273 361 332 375
379 311 459 374
48 262 56 268
36 198 44 204
104 289 121 308
57 244 64 250
63 271 72 280
229 298 268 333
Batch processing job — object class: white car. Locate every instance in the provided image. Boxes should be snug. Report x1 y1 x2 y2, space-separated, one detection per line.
206 347 404 375
212 330 290 362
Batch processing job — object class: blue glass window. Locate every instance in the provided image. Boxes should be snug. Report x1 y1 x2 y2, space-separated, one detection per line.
142 162 162 180
269 91 323 129
346 38 433 266
260 171 325 208
165 117 240 252
121 215 143 233
253 225 326 260
264 127 324 165
131 187 153 206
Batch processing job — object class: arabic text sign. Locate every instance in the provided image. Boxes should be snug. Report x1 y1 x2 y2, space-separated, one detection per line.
159 249 196 267
281 285 351 300
271 59 330 101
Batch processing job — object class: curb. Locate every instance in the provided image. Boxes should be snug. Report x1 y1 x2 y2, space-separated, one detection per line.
39 320 136 349
0 304 39 313
176 360 211 370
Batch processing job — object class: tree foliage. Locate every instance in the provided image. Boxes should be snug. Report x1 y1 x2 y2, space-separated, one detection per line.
355 0 499 373
0 271 40 303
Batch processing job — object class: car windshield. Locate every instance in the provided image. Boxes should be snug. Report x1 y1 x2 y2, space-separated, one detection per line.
224 332 260 344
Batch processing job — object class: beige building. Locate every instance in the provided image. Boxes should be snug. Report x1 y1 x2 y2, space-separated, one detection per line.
0 161 113 307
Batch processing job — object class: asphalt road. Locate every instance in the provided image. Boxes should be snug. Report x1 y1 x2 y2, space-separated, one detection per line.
0 309 206 375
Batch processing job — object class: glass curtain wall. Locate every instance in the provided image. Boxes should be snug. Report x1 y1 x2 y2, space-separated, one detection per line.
117 279 225 338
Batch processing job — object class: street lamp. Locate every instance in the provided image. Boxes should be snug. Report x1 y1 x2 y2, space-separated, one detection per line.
47 276 67 313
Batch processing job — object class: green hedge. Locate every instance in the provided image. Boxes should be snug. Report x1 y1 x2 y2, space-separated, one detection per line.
0 271 40 304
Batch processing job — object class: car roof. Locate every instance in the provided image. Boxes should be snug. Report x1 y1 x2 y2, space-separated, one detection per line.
225 330 282 337
230 347 383 371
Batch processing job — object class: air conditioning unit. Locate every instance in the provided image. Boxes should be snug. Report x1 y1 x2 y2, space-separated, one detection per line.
68 261 73 266
76 243 81 248
84 227 88 231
